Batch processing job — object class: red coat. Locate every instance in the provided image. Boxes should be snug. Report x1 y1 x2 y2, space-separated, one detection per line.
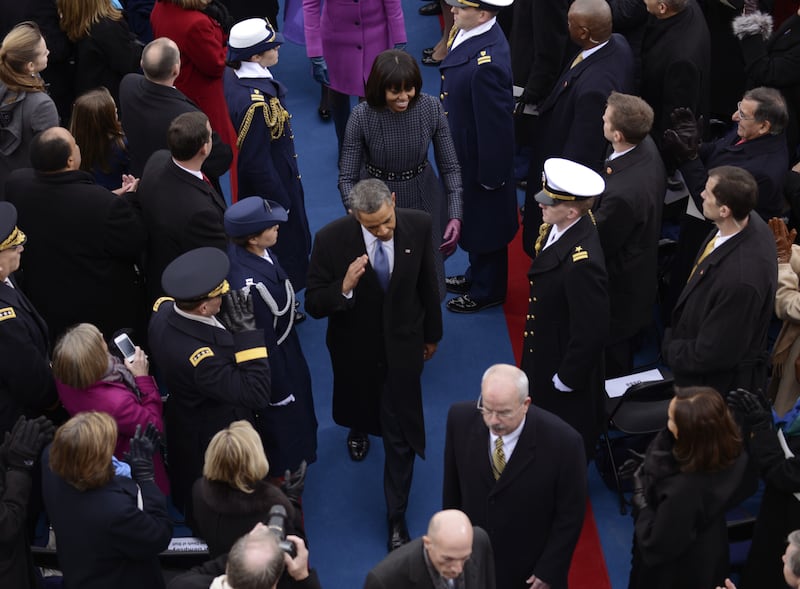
150 1 238 195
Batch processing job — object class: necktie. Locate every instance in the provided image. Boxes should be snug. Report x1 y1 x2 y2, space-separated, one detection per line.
373 241 390 291
687 236 717 282
570 53 584 69
446 25 459 50
492 436 505 480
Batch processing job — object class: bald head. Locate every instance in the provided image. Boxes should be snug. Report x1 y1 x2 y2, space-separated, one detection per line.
30 126 80 173
226 523 285 589
141 37 181 83
423 510 474 580
568 0 612 47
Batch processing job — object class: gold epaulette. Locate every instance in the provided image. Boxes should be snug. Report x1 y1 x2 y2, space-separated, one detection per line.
152 296 174 312
236 93 290 149
235 346 269 363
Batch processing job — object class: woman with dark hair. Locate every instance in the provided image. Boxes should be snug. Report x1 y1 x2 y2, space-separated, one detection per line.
56 0 141 104
52 323 168 494
224 196 317 477
627 386 750 589
42 412 172 589
191 420 303 557
69 87 134 192
0 21 59 200
338 49 462 299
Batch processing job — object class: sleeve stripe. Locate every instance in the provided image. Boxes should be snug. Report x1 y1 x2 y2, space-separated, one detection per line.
235 347 269 363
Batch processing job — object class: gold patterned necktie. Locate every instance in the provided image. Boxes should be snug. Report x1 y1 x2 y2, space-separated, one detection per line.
570 53 584 69
687 236 717 282
492 436 505 480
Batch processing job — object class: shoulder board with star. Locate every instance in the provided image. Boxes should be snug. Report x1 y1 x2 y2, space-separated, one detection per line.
572 246 589 262
477 50 492 65
0 306 16 322
189 346 215 367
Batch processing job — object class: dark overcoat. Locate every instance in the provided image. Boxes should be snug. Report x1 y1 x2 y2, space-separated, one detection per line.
363 527 496 589
148 300 271 512
443 402 586 589
4 168 145 341
439 24 518 254
119 73 232 179
134 150 227 304
520 215 609 454
226 244 317 473
304 209 442 456
223 69 311 290
594 136 665 342
41 449 172 589
0 278 57 436
664 212 777 394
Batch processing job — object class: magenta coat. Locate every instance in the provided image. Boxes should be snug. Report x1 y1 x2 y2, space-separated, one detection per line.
150 1 238 152
56 374 170 495
302 0 406 97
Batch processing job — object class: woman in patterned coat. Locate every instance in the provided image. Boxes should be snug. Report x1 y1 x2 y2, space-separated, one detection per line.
338 50 462 299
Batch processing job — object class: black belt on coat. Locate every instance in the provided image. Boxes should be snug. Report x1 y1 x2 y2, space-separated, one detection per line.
366 161 427 181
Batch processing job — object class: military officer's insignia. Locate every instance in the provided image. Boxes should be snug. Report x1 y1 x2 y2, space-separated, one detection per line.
152 296 174 312
0 307 16 322
189 347 215 367
477 50 491 65
251 89 264 102
572 246 589 262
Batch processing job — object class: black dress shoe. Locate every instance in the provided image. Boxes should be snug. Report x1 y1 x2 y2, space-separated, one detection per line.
347 429 369 461
317 107 331 122
419 1 442 15
445 274 471 294
446 294 504 314
421 55 443 67
387 518 410 551
422 47 436 57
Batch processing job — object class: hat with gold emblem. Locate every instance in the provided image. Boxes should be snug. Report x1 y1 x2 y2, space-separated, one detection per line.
161 247 231 302
0 202 26 251
534 158 605 206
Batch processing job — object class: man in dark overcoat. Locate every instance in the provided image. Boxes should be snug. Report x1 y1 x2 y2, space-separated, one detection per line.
663 165 777 395
148 247 271 516
305 179 442 551
134 111 228 305
119 37 232 183
439 0 518 313
443 364 586 589
4 127 146 342
521 158 610 458
594 92 665 377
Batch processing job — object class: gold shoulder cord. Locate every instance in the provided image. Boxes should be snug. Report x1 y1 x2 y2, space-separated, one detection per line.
236 96 290 149
588 209 597 226
534 222 551 256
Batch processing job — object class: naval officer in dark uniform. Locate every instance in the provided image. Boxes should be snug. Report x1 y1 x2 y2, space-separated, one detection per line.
521 158 610 459
148 247 271 516
439 0 519 314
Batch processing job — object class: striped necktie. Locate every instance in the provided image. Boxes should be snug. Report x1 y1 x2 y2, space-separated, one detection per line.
492 436 505 480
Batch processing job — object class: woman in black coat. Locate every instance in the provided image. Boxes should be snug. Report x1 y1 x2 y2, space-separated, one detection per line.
628 386 750 589
190 420 303 558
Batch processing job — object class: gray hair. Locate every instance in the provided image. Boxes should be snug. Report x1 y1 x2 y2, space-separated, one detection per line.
226 526 285 589
348 178 393 214
481 364 530 403
788 530 800 578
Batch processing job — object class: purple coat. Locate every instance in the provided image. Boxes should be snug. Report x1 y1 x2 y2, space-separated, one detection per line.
302 0 406 96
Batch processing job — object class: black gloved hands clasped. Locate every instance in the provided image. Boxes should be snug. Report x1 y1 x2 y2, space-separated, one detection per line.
218 289 257 333
662 107 702 165
124 423 160 483
617 449 646 480
726 388 773 431
281 460 308 505
2 415 55 470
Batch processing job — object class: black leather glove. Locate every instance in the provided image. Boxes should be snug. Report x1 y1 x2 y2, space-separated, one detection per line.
514 88 536 115
281 460 307 504
662 107 701 165
218 289 257 333
727 388 772 431
617 449 645 480
4 415 54 470
124 423 160 483
631 464 648 511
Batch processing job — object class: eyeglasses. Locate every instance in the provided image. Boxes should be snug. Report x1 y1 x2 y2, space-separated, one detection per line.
737 101 755 121
476 395 525 419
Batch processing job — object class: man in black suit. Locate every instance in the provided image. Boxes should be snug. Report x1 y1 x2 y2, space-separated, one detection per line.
594 92 666 377
305 178 442 551
522 0 635 243
443 364 586 589
119 37 232 183
521 158 610 458
363 509 496 589
134 111 227 304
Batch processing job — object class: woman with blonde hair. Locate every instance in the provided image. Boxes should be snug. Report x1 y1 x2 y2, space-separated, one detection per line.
69 87 132 191
191 420 302 557
52 323 168 494
42 412 172 589
0 21 59 200
57 0 141 104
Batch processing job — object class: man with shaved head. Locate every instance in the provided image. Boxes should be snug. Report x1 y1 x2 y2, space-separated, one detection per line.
522 0 635 239
363 509 495 589
119 37 232 181
443 364 586 589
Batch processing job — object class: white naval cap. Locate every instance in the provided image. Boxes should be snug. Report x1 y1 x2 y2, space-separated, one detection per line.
534 158 605 206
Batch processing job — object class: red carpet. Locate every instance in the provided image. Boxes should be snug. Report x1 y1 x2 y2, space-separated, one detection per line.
504 223 612 589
